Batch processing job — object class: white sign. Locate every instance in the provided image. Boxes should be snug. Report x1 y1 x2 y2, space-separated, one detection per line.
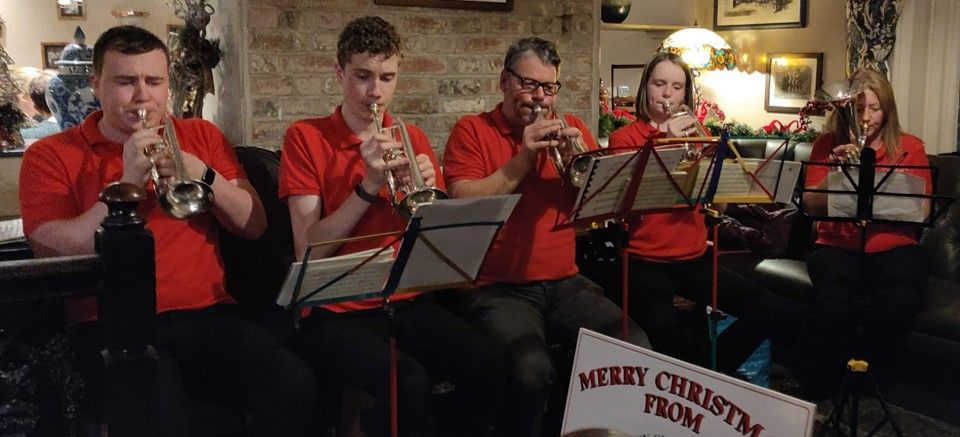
561 329 815 437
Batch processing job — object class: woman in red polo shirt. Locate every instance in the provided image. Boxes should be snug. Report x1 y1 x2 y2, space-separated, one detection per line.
794 68 931 399
608 52 802 375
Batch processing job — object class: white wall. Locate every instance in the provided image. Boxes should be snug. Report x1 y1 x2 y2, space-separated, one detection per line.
1 0 180 69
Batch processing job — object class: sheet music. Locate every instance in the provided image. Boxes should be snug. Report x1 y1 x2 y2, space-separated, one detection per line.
276 247 395 307
397 195 520 291
572 148 687 220
703 158 801 203
827 170 928 222
0 218 25 244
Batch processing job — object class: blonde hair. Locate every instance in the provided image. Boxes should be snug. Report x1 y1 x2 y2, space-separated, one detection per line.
11 67 42 92
825 68 902 158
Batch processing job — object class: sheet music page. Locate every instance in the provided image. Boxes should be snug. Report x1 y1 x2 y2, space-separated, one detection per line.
276 247 395 307
827 170 928 222
572 153 635 219
701 158 801 203
0 218 25 244
625 147 693 211
396 195 520 291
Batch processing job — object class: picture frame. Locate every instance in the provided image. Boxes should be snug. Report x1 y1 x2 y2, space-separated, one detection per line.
372 0 512 11
41 42 67 70
765 52 823 114
57 2 86 20
714 0 806 30
610 64 645 113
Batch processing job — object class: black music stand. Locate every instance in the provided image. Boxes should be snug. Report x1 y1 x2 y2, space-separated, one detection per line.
797 148 947 437
277 195 518 437
562 133 801 370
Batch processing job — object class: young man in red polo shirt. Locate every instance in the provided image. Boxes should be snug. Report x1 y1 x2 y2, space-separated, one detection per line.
442 37 650 436
18 26 316 435
279 16 503 436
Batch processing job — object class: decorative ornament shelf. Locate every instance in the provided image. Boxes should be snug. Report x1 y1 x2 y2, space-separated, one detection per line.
600 23 686 33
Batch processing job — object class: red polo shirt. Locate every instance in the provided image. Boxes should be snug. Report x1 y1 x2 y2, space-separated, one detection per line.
19 111 244 321
442 103 598 284
609 120 708 261
805 133 931 253
279 106 443 312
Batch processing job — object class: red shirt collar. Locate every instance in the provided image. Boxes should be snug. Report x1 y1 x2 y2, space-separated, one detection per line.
489 103 521 138
331 104 395 149
78 111 116 147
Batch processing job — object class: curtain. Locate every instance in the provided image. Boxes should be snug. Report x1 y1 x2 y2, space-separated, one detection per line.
846 0 905 76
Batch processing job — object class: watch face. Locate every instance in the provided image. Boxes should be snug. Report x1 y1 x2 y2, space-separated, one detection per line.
203 166 215 185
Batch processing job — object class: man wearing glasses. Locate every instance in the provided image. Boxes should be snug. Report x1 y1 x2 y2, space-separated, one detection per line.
442 37 650 436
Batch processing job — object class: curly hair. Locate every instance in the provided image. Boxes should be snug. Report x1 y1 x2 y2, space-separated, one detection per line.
337 16 402 67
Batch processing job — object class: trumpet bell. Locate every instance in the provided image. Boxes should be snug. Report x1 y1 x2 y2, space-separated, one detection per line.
397 187 448 218
161 180 215 219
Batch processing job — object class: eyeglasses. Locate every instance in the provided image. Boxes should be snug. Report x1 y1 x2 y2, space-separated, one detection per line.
505 68 562 96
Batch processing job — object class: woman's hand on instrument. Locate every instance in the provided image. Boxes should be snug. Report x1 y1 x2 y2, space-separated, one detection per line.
829 143 859 164
661 112 700 138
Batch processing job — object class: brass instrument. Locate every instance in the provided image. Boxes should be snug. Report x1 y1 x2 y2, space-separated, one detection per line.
661 101 709 162
533 105 592 188
817 80 868 165
138 108 214 219
369 103 447 217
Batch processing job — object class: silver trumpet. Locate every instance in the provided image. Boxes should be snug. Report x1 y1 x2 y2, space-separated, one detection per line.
533 105 592 188
817 80 868 165
138 108 214 219
661 101 708 161
369 103 447 217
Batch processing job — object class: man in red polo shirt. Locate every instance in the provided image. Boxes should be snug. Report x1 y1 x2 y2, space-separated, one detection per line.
442 37 650 436
279 16 503 437
19 26 316 435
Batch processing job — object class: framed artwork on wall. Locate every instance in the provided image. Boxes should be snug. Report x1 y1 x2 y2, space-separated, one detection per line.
57 2 86 20
610 64 645 113
714 0 807 30
372 0 512 11
765 52 823 114
41 42 67 70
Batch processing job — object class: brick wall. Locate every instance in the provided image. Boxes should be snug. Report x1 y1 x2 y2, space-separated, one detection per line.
244 0 599 158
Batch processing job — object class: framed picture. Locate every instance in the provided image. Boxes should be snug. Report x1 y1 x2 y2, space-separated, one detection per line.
57 2 86 20
765 52 823 114
372 0 512 11
714 0 806 30
610 64 645 112
41 42 67 70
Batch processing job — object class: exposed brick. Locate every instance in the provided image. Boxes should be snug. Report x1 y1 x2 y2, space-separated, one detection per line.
252 99 279 118
451 57 501 75
397 77 437 95
323 77 340 95
248 29 295 52
248 54 280 74
440 98 485 114
283 55 336 73
250 75 294 96
403 56 446 74
251 120 289 142
247 7 280 28
399 16 448 34
276 98 331 117
462 36 506 54
437 78 482 96
392 96 436 114
292 76 326 96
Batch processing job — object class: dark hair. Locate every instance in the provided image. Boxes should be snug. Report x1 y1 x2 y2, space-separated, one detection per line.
503 37 561 71
634 52 695 122
337 16 402 67
93 25 168 76
28 71 55 115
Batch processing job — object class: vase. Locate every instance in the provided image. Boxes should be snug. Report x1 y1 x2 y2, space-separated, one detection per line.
601 0 632 24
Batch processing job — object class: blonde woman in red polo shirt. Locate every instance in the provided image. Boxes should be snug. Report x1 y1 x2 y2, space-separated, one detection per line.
279 16 504 437
794 68 932 400
609 52 804 376
443 37 650 437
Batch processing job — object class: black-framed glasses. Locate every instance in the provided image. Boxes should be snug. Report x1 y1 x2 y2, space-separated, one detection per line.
505 68 562 96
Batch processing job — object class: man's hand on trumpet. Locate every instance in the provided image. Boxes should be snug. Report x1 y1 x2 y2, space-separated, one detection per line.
521 110 565 157
120 120 164 188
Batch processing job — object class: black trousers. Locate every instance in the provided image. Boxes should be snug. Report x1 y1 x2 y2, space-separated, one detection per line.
298 294 505 437
621 253 805 375
71 305 318 436
794 244 928 400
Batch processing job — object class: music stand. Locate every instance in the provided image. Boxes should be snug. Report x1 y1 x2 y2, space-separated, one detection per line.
276 195 519 437
797 148 948 437
561 133 801 370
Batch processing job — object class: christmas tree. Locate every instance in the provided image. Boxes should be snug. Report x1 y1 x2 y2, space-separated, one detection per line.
0 15 27 150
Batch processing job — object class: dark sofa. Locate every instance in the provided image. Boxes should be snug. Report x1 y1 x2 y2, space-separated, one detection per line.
718 139 960 426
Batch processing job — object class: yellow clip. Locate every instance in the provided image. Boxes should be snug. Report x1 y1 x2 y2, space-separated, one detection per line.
847 359 869 372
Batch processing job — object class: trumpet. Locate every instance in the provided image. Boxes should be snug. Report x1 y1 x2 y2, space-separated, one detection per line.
138 108 214 219
533 105 593 188
816 80 868 165
369 103 447 217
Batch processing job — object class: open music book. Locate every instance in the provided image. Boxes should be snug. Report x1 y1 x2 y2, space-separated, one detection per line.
827 169 928 223
704 158 802 204
276 194 520 308
571 147 692 221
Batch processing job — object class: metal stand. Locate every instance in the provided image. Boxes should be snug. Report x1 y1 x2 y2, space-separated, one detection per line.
818 358 904 437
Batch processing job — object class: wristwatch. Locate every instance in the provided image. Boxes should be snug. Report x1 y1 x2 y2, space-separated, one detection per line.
202 166 216 185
